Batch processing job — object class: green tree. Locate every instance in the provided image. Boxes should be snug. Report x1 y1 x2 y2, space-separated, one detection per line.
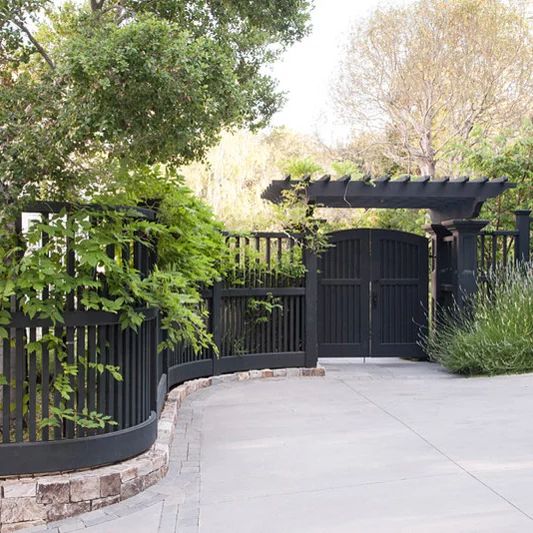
0 0 313 428
0 0 312 207
449 120 533 229
334 0 532 177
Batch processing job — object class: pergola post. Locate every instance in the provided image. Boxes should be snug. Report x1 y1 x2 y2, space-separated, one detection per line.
424 223 453 317
442 219 488 306
514 209 531 264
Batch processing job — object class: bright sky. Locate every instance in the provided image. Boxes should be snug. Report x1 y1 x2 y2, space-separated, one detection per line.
269 0 415 145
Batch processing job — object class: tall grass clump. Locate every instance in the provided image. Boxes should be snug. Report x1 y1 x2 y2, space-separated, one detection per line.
425 264 533 376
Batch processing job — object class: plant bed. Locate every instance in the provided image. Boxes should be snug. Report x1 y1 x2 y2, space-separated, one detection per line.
424 264 533 376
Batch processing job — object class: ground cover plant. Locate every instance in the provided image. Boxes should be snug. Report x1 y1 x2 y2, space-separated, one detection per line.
425 264 533 376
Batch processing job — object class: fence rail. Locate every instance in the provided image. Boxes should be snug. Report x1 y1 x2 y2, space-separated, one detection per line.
477 210 531 279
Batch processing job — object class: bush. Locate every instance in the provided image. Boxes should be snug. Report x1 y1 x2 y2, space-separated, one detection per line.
425 264 533 376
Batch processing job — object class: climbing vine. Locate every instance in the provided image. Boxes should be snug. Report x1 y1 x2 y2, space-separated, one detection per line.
274 180 331 255
0 174 229 431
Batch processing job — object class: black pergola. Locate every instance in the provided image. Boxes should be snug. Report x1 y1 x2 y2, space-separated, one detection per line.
262 175 521 311
261 175 514 223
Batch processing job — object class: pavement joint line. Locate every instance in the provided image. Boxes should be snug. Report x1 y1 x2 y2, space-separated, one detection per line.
338 376 533 523
199 471 462 506
155 495 165 532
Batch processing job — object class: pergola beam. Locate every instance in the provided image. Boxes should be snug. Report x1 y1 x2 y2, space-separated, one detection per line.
261 176 515 223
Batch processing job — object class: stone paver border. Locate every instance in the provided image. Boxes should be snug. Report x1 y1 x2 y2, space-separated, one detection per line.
0 367 325 532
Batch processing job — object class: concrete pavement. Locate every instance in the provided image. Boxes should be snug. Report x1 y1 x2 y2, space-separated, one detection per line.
38 358 533 532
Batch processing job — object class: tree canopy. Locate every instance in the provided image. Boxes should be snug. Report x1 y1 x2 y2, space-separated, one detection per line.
333 0 532 177
0 0 312 206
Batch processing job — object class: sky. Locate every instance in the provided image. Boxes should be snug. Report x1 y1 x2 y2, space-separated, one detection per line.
269 0 415 145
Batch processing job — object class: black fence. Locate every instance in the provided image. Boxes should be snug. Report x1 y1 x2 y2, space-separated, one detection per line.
477 210 531 281
164 232 309 389
430 210 531 311
2 201 529 477
0 208 315 476
0 203 159 475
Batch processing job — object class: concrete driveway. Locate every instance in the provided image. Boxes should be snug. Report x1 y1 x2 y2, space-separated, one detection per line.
43 358 533 532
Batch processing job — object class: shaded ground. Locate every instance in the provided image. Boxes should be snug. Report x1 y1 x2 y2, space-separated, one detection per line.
40 358 533 532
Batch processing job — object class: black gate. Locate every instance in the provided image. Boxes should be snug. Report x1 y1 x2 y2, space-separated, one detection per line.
318 229 428 358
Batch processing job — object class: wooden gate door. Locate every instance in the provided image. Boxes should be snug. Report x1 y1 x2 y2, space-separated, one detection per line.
317 229 428 358
317 230 370 356
370 230 428 358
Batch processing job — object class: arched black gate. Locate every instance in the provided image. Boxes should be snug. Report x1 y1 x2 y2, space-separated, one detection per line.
318 229 428 358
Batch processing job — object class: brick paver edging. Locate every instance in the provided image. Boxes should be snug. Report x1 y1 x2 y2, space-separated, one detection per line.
0 367 325 532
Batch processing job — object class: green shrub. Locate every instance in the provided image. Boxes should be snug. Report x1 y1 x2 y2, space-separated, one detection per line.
425 264 533 376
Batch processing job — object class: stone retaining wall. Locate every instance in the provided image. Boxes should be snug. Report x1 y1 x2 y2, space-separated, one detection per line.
0 367 325 532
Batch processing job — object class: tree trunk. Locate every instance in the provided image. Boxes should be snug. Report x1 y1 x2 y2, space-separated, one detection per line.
419 129 436 177
419 158 436 178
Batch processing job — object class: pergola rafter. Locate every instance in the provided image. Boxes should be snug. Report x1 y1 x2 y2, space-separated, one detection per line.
261 175 515 223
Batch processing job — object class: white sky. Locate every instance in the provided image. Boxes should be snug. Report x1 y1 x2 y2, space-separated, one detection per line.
269 0 415 145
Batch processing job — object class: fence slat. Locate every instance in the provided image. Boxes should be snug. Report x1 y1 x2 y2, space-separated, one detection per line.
28 328 37 442
2 337 10 443
76 326 86 438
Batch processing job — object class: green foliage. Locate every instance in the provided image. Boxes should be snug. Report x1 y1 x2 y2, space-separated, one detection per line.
0 0 312 208
424 265 533 376
51 13 263 166
353 209 427 236
0 0 51 66
276 244 306 280
0 207 150 328
0 0 312 433
224 239 306 287
41 407 117 430
99 166 230 350
274 182 331 255
0 173 228 429
247 294 283 325
280 158 323 178
331 160 363 178
447 120 532 229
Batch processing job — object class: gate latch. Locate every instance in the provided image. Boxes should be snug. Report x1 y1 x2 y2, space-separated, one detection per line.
371 288 378 308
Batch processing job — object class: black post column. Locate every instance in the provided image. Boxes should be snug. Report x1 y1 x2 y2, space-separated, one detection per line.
443 219 488 306
514 210 531 264
211 280 222 375
424 223 453 316
304 246 318 368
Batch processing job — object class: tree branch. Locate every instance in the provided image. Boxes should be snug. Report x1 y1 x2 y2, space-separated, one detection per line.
13 19 55 69
90 0 106 11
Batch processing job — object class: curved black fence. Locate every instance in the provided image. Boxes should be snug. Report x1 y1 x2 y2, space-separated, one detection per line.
1 309 158 475
0 202 161 476
2 200 529 477
0 212 316 476
164 232 311 389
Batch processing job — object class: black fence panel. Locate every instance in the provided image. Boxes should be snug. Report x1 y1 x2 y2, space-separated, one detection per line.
166 232 310 389
478 230 517 278
0 202 158 476
0 311 158 476
477 211 531 282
